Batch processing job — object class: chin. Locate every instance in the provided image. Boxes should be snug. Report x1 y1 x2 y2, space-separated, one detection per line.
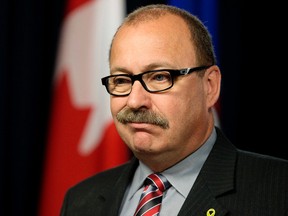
133 146 159 156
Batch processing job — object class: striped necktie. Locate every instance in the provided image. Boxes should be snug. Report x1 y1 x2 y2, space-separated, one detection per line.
134 173 171 216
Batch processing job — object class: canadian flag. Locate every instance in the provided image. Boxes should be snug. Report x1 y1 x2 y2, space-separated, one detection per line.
38 0 131 215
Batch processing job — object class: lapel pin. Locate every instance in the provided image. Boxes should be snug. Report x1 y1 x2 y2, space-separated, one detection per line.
206 208 215 216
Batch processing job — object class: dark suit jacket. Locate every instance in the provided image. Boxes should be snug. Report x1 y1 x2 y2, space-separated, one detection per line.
60 127 288 216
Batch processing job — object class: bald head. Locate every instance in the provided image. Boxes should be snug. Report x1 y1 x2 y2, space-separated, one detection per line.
110 4 216 66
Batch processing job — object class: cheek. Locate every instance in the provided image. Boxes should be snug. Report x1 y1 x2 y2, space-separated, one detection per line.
169 99 190 125
110 97 126 117
158 95 188 128
168 87 205 124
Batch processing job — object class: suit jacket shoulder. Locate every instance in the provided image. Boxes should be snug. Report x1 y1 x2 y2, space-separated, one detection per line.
60 158 139 216
61 127 288 216
179 127 288 216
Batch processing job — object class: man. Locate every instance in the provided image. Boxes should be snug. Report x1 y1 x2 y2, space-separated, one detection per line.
60 4 288 216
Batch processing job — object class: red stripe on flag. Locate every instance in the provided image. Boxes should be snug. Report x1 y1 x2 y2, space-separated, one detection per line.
38 1 129 215
39 71 130 216
65 0 91 16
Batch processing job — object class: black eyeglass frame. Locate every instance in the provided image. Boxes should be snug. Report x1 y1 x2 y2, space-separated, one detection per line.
101 65 212 96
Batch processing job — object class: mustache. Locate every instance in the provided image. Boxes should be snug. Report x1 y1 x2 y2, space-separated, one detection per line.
116 108 169 129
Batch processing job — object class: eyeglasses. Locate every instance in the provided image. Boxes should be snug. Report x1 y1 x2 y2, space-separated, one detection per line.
101 65 211 96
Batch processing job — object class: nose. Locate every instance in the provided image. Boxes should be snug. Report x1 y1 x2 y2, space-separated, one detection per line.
126 80 151 109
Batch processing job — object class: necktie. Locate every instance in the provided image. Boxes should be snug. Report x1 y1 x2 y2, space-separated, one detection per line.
134 173 171 216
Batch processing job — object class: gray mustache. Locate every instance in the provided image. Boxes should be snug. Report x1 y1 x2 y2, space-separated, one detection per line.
116 108 169 129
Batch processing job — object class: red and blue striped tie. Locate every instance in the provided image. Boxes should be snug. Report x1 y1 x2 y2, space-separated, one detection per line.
134 173 171 216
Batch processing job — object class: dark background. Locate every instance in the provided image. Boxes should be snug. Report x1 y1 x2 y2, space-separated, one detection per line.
1 0 287 215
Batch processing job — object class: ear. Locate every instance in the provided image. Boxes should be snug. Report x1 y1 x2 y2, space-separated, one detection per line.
203 65 221 108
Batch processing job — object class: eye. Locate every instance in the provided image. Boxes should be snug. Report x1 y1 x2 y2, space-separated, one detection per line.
150 71 171 82
112 76 131 85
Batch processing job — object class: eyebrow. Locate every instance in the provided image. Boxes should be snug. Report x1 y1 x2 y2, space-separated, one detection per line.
110 67 130 75
110 62 176 75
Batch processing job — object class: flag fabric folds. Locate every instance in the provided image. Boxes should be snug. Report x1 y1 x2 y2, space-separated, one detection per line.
38 0 130 215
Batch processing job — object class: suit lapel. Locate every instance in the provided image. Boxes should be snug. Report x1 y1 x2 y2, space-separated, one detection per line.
99 158 139 216
178 127 237 216
178 175 228 216
93 128 237 216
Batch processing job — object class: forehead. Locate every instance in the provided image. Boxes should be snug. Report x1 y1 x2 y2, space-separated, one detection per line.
115 14 191 46
110 14 197 70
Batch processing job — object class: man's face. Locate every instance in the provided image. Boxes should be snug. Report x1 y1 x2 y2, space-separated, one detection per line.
109 14 215 167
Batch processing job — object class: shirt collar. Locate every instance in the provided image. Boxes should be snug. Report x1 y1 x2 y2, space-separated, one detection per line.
126 127 217 200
